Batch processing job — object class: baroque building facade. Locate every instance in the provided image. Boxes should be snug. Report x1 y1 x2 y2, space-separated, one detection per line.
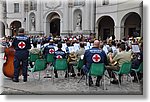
0 0 143 40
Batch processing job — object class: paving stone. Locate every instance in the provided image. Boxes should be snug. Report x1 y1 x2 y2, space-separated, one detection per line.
0 53 142 95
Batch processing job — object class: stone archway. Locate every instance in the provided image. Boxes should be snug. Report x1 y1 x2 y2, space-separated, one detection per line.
46 12 60 37
121 12 141 38
97 16 115 40
0 21 5 37
10 21 21 36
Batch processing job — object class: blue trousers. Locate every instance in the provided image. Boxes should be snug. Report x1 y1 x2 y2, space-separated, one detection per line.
82 65 89 74
14 50 29 80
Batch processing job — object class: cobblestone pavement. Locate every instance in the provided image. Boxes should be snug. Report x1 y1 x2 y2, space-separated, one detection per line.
1 70 143 95
0 53 143 95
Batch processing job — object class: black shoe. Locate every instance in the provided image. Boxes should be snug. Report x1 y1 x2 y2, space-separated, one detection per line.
89 81 93 86
23 76 27 82
55 74 58 78
12 78 19 82
44 75 52 78
23 79 27 82
95 82 100 87
110 80 119 84
71 73 76 77
132 79 138 83
65 73 69 78
77 73 81 76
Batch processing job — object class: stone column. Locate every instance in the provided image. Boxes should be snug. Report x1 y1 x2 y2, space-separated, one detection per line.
82 0 91 33
5 28 9 37
68 6 72 34
36 0 41 33
21 1 25 29
114 26 122 40
90 0 95 33
0 0 3 37
140 22 143 37
0 0 2 20
43 21 46 36
62 1 69 34
44 21 50 36
60 19 63 35
95 24 99 39
44 7 48 36
140 2 143 37
84 0 90 33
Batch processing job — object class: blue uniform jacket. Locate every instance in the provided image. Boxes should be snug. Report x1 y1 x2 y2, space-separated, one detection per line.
43 44 55 55
83 47 107 72
12 35 31 51
54 49 66 59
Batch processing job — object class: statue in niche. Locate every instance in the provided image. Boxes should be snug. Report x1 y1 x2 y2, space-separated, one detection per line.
75 14 82 31
31 16 35 31
76 14 81 27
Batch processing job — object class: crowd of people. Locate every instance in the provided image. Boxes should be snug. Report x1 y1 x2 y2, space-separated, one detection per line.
0 28 143 87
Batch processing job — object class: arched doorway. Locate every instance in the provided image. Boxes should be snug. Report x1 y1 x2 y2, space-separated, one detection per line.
0 21 5 37
50 18 60 37
10 21 21 36
97 16 115 40
46 12 60 37
121 12 141 38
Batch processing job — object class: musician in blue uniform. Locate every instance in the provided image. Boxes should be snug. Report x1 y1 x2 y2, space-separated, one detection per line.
42 39 55 78
54 42 67 78
43 39 55 58
83 40 107 86
12 28 31 82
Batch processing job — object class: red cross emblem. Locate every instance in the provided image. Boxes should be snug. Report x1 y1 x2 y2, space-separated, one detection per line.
49 49 55 54
92 54 101 62
18 41 26 49
56 55 62 59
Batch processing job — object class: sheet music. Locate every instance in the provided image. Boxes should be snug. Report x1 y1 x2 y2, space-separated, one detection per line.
68 46 75 53
54 46 58 51
62 43 67 52
103 45 108 54
80 55 84 59
86 42 90 47
111 46 117 53
90 45 93 49
132 44 140 53
37 44 41 49
31 44 34 49
90 43 93 47
74 43 80 52
84 46 90 50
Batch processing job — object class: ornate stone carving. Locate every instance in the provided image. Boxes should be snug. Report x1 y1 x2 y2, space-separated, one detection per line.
45 1 61 9
74 0 85 6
